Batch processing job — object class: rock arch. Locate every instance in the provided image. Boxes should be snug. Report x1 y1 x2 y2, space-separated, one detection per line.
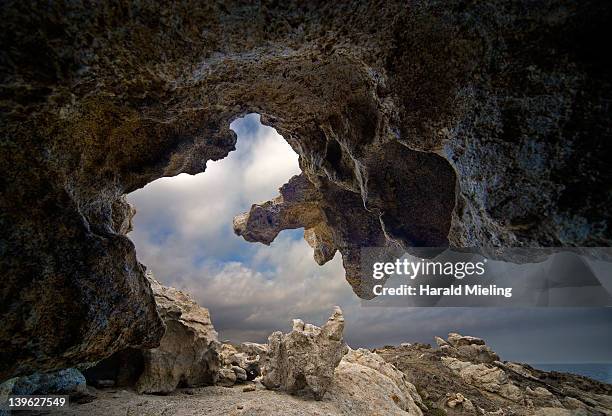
1 0 610 380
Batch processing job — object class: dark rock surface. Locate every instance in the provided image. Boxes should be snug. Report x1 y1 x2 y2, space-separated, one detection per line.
82 348 144 388
1 1 611 379
2 368 86 396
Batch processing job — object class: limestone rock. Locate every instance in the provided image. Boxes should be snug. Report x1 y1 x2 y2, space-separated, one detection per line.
332 348 425 415
219 343 262 382
218 344 241 367
135 273 220 394
527 386 554 398
504 362 534 379
0 368 95 409
446 392 475 411
238 342 268 359
456 344 500 364
232 366 247 383
435 336 450 347
233 175 333 261
442 357 523 402
447 333 486 347
437 333 499 364
2 0 611 378
261 306 348 400
217 368 237 387
242 384 256 392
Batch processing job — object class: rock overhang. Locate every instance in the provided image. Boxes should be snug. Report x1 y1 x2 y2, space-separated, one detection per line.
1 0 610 380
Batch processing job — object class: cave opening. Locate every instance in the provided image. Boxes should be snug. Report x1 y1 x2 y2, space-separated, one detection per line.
125 113 348 344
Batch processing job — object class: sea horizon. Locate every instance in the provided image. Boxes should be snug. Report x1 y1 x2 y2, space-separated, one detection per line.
531 363 612 385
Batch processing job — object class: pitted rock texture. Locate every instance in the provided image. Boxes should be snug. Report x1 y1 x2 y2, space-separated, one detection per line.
333 348 424 415
261 306 348 400
216 343 261 385
135 273 220 394
442 357 524 402
1 0 611 378
233 174 336 265
440 332 500 364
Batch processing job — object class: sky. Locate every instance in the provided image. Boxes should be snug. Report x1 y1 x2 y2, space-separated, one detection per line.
127 113 612 365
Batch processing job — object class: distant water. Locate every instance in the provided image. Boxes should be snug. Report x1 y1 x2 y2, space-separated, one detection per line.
532 363 612 384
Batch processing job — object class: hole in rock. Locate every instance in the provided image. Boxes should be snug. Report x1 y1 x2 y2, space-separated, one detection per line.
124 114 610 364
126 113 352 344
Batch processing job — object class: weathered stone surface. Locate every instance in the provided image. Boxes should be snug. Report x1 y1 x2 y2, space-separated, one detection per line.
442 357 523 402
261 307 347 400
434 336 450 347
0 368 96 412
238 342 268 359
331 348 424 415
445 392 475 411
1 369 86 396
1 0 611 378
374 338 612 416
217 343 262 383
438 333 500 364
234 174 341 267
231 366 247 383
217 368 237 387
447 333 486 347
135 273 220 394
24 335 612 416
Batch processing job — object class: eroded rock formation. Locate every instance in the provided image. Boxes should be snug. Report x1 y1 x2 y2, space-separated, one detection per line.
1 0 611 378
261 306 348 400
436 332 500 364
377 334 612 415
217 342 264 386
333 348 425 415
135 273 220 394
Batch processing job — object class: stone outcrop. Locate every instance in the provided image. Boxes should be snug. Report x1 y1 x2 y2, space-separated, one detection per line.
379 334 612 415
10 331 610 416
438 334 520 402
442 357 524 402
438 332 500 364
261 307 347 400
1 1 611 378
135 273 220 394
216 342 264 386
445 392 476 412
331 348 424 415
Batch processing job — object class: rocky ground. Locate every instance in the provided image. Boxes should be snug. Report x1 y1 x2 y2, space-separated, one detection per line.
2 285 610 416
376 340 612 415
7 336 611 416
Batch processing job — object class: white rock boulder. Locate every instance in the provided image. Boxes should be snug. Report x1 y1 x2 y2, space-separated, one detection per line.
261 306 347 400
